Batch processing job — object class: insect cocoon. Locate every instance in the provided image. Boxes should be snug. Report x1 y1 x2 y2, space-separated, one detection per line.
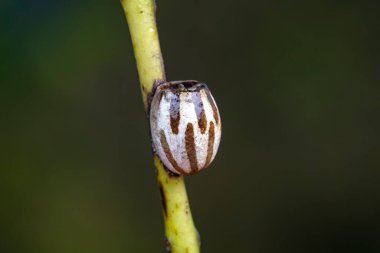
150 80 221 175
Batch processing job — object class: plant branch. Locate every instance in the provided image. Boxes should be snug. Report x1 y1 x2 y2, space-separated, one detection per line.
120 0 200 252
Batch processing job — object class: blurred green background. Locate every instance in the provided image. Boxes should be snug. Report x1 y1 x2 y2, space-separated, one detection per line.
1 0 380 252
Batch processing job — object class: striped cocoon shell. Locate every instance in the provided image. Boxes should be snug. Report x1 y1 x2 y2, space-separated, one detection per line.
150 81 221 175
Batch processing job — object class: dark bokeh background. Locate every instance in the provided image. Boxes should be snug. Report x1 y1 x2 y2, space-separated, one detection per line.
1 0 380 252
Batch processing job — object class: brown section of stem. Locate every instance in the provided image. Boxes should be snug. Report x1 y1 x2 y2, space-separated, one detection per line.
159 183 167 217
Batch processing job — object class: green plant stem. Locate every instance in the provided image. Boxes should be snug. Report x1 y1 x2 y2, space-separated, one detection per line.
120 0 200 252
